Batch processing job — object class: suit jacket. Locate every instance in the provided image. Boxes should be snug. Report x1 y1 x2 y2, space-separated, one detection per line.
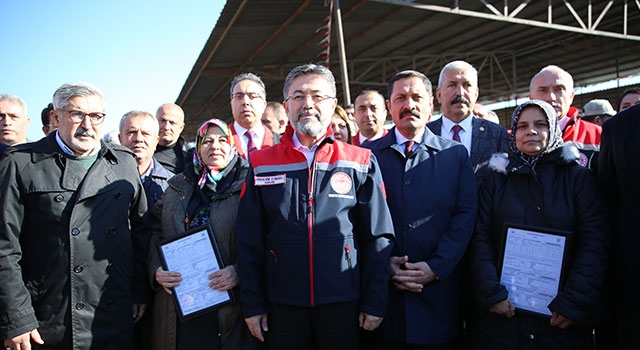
352 129 389 146
599 103 640 311
363 127 477 344
230 122 280 160
428 116 509 184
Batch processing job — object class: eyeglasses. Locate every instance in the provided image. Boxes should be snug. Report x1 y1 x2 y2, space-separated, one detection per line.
62 109 106 125
285 94 335 104
232 92 264 101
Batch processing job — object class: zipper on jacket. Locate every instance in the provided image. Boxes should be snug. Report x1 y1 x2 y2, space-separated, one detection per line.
307 155 318 306
345 244 354 284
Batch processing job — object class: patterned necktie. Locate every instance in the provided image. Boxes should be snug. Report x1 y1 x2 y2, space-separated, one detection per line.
245 130 257 156
404 140 415 157
452 125 462 142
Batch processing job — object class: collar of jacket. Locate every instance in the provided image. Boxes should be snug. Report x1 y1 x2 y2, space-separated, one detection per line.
376 126 446 153
13 132 122 164
489 143 581 174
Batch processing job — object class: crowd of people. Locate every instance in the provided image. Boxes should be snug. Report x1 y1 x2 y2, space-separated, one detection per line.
0 60 638 350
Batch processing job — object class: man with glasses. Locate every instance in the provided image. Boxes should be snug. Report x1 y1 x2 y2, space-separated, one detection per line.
0 82 148 349
237 64 394 349
0 94 30 146
229 73 279 160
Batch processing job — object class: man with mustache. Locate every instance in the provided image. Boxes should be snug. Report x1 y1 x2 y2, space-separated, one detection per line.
228 73 279 160
362 70 477 348
529 65 601 170
428 60 509 185
0 82 149 349
237 63 394 349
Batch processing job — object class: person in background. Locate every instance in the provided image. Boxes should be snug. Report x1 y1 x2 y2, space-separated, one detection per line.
41 102 57 135
331 104 352 143
529 65 601 170
470 99 608 349
616 87 640 111
228 73 279 160
363 69 477 349
155 103 188 173
344 103 359 138
118 110 172 350
237 64 394 349
473 102 501 125
0 82 148 349
119 111 173 217
599 103 640 348
148 118 261 350
0 94 30 146
261 101 288 135
581 99 616 126
352 90 388 146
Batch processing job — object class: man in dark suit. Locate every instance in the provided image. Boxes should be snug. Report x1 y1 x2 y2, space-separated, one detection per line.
228 73 279 160
428 60 509 185
363 70 477 348
599 103 640 349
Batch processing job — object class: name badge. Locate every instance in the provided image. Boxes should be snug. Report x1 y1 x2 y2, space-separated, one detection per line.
254 174 286 186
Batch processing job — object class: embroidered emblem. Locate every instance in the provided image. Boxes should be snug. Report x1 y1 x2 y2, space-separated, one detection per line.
578 152 588 167
254 174 286 186
330 172 352 194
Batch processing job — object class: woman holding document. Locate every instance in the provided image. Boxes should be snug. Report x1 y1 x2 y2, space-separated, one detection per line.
468 100 609 348
148 118 261 350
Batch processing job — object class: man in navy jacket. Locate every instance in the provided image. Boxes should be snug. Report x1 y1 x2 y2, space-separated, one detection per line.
237 64 394 349
363 70 477 347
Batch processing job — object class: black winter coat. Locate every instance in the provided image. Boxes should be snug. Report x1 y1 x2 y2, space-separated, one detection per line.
0 133 148 349
469 145 609 349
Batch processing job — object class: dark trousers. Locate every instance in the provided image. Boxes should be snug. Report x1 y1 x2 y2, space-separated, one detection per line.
267 301 359 350
371 339 455 350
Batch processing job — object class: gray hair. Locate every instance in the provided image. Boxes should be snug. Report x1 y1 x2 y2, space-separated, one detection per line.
387 70 432 99
119 110 157 132
282 64 336 100
229 73 267 100
0 93 28 116
438 60 478 89
529 65 574 92
52 82 106 111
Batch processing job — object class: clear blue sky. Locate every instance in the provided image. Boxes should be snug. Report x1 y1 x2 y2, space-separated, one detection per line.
1 0 224 142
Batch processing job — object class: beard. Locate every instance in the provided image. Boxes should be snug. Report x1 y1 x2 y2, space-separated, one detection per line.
293 109 328 137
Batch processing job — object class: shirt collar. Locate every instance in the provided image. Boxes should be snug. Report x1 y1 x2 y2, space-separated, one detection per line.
441 114 473 133
394 127 424 145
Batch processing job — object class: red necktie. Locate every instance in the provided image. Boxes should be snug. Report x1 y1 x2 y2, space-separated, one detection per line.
452 125 462 142
245 130 257 159
404 140 415 157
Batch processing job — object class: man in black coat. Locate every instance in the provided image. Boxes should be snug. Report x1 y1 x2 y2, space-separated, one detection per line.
0 82 148 349
599 103 640 349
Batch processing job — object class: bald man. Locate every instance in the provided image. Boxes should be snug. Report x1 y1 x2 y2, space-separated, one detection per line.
154 103 188 173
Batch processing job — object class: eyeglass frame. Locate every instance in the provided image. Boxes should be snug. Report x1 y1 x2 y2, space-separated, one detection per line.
231 92 265 101
59 109 106 125
284 94 336 104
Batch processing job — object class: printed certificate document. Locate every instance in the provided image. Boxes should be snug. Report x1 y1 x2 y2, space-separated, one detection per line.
499 224 571 316
157 224 233 320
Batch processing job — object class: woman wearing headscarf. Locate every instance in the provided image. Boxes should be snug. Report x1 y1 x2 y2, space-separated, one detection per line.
148 118 261 350
468 100 609 349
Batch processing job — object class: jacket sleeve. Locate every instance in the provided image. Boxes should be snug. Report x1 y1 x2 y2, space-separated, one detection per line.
426 148 478 281
353 153 394 317
548 167 610 324
236 166 270 318
468 169 509 311
146 191 166 290
129 172 150 305
0 156 39 339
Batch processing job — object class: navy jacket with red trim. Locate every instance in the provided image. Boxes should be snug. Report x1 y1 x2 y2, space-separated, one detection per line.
236 126 395 319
